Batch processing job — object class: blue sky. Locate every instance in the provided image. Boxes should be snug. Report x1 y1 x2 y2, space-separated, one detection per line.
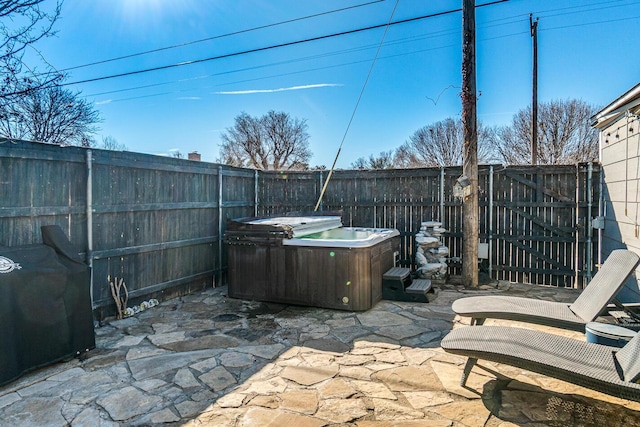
28 0 640 168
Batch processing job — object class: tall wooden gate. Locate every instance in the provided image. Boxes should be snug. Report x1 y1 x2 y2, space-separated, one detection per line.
485 164 598 287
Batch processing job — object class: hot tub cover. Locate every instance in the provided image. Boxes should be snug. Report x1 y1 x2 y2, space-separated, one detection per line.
225 211 344 245
247 215 342 237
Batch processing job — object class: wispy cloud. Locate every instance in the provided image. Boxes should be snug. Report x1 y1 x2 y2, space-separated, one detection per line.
214 83 342 95
95 99 112 105
178 96 201 101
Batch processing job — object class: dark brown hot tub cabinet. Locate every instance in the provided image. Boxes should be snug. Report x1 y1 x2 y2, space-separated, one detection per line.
225 215 400 311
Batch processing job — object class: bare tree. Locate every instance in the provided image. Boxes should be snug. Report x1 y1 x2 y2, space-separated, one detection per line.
1 0 64 100
99 135 127 151
351 150 395 169
393 144 423 168
396 117 495 168
494 99 599 165
219 111 311 170
0 85 101 145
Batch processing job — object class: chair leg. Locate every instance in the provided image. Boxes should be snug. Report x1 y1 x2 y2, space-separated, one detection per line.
461 358 477 386
471 318 485 326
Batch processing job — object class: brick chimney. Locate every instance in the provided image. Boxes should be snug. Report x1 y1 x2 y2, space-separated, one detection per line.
188 151 201 161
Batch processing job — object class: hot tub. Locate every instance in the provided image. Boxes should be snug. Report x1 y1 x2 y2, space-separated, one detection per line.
225 214 400 311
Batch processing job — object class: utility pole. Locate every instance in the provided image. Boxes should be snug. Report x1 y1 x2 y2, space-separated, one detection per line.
530 14 538 165
461 0 478 287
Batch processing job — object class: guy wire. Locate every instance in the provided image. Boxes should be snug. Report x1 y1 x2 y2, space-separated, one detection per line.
314 0 400 211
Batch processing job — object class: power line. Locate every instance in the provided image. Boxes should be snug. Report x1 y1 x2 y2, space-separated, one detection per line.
542 14 640 31
489 0 640 22
3 0 510 99
93 43 460 104
87 11 531 102
57 0 386 73
61 16 457 86
89 14 531 104
533 0 640 18
60 1 508 87
58 0 636 78
7 0 634 102
87 0 636 105
84 28 460 98
87 26 528 104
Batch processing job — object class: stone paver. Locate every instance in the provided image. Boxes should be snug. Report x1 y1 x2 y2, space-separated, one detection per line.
1 282 639 426
96 386 164 421
280 365 340 386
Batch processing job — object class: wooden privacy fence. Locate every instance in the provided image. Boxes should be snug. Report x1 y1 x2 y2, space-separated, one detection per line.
0 140 256 318
1 141 599 317
258 163 600 288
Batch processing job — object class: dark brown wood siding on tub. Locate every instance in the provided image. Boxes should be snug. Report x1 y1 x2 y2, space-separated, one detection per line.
227 236 399 311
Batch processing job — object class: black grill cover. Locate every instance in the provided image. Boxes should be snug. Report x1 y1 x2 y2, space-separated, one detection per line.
0 226 95 386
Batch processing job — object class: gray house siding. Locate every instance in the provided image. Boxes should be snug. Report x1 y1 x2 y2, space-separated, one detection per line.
593 83 640 301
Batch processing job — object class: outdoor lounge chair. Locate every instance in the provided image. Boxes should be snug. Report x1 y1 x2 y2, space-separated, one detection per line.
440 325 640 402
451 249 640 331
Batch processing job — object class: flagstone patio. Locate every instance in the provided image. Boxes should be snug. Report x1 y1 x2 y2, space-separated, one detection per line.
1 281 639 426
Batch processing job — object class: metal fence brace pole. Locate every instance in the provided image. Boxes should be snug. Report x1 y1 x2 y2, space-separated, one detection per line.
598 163 604 267
586 162 593 283
489 165 494 276
218 165 223 287
574 163 580 288
439 167 445 222
254 169 259 217
372 178 377 229
86 149 94 308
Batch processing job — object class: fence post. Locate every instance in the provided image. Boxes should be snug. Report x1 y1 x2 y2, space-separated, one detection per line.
574 164 580 288
598 163 604 267
86 149 94 308
217 165 223 287
586 162 593 282
254 169 259 217
439 167 444 222
489 165 494 276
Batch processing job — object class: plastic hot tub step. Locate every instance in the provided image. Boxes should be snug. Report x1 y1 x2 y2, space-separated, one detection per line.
382 267 411 281
382 268 434 303
406 279 432 294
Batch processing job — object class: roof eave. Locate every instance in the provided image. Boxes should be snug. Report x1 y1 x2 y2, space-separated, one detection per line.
591 82 640 129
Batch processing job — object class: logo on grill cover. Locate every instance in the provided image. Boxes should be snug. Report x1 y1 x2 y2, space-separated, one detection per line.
0 256 21 274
